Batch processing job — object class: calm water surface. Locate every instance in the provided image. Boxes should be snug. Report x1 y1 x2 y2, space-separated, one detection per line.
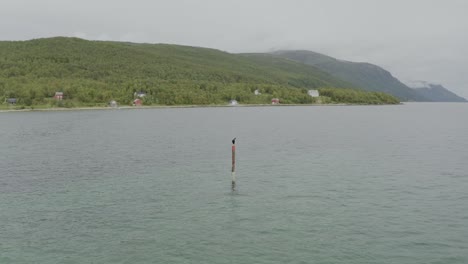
1 103 467 263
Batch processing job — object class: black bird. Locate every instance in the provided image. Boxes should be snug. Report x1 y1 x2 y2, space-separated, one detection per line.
232 138 236 144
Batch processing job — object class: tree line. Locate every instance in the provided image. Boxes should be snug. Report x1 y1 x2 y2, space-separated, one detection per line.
0 37 400 107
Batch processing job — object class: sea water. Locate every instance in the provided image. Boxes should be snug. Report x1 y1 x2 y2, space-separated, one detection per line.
1 103 467 263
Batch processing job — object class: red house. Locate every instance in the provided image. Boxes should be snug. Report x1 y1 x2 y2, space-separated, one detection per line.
271 98 280 105
54 92 64 100
133 98 142 106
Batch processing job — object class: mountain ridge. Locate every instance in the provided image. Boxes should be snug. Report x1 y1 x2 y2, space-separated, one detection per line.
269 50 427 101
409 82 467 102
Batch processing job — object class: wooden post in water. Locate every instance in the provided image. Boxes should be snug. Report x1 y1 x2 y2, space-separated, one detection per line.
231 138 236 191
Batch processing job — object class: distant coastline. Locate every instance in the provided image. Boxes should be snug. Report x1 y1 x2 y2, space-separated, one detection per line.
0 103 403 113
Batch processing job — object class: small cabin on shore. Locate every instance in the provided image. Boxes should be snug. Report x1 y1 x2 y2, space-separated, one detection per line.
109 100 118 108
308 90 320 97
133 98 142 106
229 99 238 106
134 91 146 98
54 92 64 100
271 98 280 105
6 98 17 104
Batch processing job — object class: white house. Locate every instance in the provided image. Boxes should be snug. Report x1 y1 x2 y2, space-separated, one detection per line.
109 100 118 108
134 91 146 98
308 90 320 97
229 99 238 106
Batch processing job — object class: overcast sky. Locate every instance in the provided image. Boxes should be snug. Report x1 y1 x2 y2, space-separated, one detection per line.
1 0 467 97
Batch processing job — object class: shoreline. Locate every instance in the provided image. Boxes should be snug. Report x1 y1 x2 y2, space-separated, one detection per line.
0 103 403 113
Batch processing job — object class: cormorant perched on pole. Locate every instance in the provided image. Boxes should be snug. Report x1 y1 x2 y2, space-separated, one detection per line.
231 137 236 191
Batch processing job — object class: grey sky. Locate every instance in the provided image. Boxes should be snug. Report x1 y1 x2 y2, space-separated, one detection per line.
1 0 467 97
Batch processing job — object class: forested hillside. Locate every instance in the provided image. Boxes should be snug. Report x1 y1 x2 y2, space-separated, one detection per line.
270 50 426 101
0 37 399 107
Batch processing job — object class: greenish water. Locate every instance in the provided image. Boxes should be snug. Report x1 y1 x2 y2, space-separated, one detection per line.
1 103 467 263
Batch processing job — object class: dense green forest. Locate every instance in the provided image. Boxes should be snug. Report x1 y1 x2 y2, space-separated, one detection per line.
0 37 400 108
318 88 399 104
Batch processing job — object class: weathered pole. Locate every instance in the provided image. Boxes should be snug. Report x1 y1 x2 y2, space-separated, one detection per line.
231 138 236 191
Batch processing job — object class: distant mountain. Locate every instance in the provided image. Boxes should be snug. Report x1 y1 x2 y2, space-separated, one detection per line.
270 50 426 101
408 81 467 102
